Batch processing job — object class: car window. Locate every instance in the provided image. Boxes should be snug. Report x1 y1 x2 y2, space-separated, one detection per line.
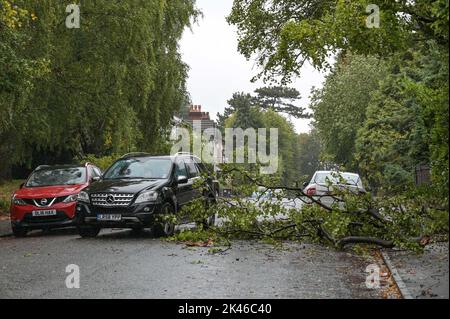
194 157 213 176
175 160 188 177
26 167 87 187
88 166 95 178
103 158 172 179
196 161 206 174
314 172 361 186
184 158 199 178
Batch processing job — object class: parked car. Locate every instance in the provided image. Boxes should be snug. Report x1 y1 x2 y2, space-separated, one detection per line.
75 152 219 238
302 171 366 208
10 163 102 237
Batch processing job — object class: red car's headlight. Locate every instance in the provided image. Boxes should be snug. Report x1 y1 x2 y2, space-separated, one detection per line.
63 194 78 203
12 195 27 206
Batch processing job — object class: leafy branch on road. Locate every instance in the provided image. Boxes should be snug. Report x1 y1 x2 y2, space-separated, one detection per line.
174 165 448 252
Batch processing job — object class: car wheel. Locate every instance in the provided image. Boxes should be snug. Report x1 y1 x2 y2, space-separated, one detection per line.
152 203 175 237
130 226 144 235
12 225 28 237
78 225 101 238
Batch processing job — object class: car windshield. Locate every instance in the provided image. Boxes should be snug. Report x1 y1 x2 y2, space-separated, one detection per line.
103 158 172 180
26 168 86 187
314 172 361 186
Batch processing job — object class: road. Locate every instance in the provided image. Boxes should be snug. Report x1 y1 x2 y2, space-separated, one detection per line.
0 228 381 299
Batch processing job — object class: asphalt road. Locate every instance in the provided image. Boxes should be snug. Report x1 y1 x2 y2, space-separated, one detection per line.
0 228 380 299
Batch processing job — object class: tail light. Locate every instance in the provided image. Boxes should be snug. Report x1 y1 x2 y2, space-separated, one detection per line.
306 187 316 196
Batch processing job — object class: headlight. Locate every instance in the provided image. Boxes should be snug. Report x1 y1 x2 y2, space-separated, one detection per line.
63 194 78 203
12 195 27 206
134 190 158 204
77 191 90 203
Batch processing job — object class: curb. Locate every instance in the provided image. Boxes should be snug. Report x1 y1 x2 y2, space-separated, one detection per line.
380 250 414 299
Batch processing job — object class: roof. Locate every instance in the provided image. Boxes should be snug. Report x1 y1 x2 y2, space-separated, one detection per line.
35 164 86 171
120 152 200 161
315 171 360 176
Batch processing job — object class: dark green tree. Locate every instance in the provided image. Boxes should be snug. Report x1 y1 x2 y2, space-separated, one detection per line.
253 86 308 118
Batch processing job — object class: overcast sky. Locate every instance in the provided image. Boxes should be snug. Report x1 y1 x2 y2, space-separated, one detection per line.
179 0 326 133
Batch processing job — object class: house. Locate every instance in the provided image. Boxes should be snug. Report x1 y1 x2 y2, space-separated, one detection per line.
185 105 217 131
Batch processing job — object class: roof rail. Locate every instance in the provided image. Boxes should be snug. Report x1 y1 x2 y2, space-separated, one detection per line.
174 152 202 161
35 165 50 170
175 152 193 156
120 152 151 158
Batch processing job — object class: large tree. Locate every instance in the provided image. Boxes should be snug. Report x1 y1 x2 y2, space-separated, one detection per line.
253 86 308 118
220 88 304 186
356 46 449 194
227 0 448 82
295 128 321 181
310 53 387 170
1 1 48 179
0 0 198 179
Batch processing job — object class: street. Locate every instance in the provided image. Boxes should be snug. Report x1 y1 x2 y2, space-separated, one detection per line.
0 228 380 299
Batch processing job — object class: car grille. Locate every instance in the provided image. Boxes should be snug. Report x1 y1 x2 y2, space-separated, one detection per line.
90 193 135 207
23 196 67 207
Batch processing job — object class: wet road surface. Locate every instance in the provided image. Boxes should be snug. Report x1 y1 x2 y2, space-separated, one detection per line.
0 228 380 299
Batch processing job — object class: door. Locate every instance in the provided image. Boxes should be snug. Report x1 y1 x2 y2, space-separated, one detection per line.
184 157 202 201
174 159 190 207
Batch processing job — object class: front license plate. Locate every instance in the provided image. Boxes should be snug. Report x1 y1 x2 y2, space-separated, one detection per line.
32 210 57 217
97 214 122 221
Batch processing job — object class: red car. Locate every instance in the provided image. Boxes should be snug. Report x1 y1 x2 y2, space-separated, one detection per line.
10 163 102 237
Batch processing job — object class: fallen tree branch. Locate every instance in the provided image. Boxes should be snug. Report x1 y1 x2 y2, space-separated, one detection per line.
337 237 394 248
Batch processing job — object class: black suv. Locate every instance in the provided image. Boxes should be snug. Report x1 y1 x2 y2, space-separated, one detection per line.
75 153 219 238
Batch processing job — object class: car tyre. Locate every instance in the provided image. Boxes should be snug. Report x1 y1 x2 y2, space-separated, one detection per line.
130 226 144 235
152 202 175 237
78 225 101 238
12 225 28 237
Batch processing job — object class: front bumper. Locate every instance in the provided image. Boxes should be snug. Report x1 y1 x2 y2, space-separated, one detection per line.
10 202 77 230
76 201 164 228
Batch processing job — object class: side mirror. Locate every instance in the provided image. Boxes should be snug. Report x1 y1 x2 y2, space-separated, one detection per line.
302 182 308 188
20 183 25 189
92 176 101 182
177 175 188 184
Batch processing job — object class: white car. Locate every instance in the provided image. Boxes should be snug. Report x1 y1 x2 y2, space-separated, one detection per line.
302 171 367 208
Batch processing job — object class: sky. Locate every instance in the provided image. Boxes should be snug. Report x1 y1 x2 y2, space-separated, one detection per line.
179 0 327 134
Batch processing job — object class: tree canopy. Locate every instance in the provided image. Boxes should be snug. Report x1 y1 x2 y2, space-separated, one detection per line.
1 0 199 179
227 0 448 82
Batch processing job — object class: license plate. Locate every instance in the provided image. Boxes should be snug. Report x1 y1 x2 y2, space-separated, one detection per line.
32 210 57 217
97 214 122 221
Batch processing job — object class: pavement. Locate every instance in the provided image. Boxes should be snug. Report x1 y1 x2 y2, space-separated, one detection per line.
0 220 11 237
0 228 381 299
383 242 449 299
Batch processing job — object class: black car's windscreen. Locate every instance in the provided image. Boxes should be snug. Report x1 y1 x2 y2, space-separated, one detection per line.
26 168 86 187
103 158 172 180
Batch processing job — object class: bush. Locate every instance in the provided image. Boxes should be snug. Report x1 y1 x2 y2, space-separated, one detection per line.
0 180 24 215
0 198 10 214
